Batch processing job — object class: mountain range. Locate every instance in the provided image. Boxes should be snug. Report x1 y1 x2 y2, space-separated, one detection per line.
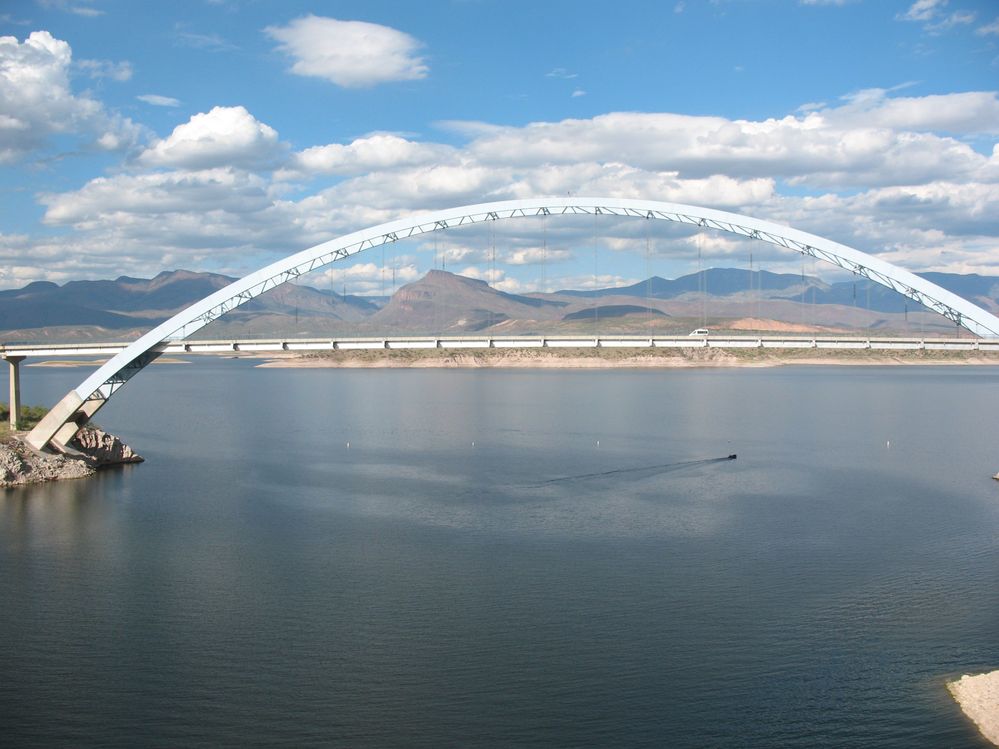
2 267 997 342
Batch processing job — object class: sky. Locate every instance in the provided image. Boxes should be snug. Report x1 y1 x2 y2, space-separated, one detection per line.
1 0 998 296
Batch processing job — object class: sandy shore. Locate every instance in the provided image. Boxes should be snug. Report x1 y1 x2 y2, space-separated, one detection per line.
17 349 999 370
948 670 999 746
254 348 999 369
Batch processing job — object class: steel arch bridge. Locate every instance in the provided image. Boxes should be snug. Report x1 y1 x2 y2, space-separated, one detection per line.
27 196 999 452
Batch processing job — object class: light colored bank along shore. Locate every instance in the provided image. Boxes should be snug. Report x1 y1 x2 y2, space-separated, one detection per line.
949 670 999 747
254 346 999 369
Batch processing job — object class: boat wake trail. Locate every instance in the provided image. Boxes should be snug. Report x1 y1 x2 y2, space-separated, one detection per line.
526 454 737 488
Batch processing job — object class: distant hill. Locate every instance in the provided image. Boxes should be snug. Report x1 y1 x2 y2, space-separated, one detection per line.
0 269 377 340
562 305 668 321
557 268 814 299
370 270 568 333
559 267 999 316
919 272 999 314
1 266 995 341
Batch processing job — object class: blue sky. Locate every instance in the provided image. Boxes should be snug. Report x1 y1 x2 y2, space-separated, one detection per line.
1 0 998 294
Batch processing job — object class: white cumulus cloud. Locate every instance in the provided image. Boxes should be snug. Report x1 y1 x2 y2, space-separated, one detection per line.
0 30 141 163
505 247 573 265
265 15 428 88
826 89 999 134
137 106 285 170
41 168 274 227
280 133 454 178
455 93 998 189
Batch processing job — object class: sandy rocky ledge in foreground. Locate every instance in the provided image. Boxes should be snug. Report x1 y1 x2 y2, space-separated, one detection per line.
949 670 999 747
1 428 143 489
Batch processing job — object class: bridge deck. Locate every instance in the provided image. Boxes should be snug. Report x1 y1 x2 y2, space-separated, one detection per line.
3 334 998 358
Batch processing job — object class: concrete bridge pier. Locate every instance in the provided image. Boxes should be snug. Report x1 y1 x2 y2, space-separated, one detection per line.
4 355 25 431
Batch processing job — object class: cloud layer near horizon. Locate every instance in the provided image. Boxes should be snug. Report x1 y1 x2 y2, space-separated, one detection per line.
2 28 998 294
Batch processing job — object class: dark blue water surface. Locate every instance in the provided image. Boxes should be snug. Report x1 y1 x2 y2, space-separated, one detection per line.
2 360 998 747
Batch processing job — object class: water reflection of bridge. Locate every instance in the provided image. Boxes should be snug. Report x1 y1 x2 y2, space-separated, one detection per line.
5 333 998 431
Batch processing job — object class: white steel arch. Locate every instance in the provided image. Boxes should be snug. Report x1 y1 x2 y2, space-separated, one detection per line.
27 197 999 451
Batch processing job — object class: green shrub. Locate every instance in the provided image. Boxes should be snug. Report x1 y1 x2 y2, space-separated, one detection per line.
0 402 48 431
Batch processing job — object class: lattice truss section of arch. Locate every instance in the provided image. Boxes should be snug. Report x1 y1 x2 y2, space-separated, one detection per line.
167 203 970 346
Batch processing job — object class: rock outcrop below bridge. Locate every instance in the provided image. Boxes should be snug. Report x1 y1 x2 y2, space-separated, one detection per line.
1 428 143 489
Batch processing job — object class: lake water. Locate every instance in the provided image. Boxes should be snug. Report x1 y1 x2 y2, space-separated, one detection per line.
2 360 998 747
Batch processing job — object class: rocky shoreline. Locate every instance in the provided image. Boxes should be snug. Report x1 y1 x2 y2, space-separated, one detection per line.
1 428 143 489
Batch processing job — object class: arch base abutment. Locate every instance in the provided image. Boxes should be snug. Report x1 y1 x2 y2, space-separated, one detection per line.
27 351 160 451
26 391 87 452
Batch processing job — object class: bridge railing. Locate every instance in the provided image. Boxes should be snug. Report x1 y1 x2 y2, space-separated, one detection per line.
4 334 999 358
